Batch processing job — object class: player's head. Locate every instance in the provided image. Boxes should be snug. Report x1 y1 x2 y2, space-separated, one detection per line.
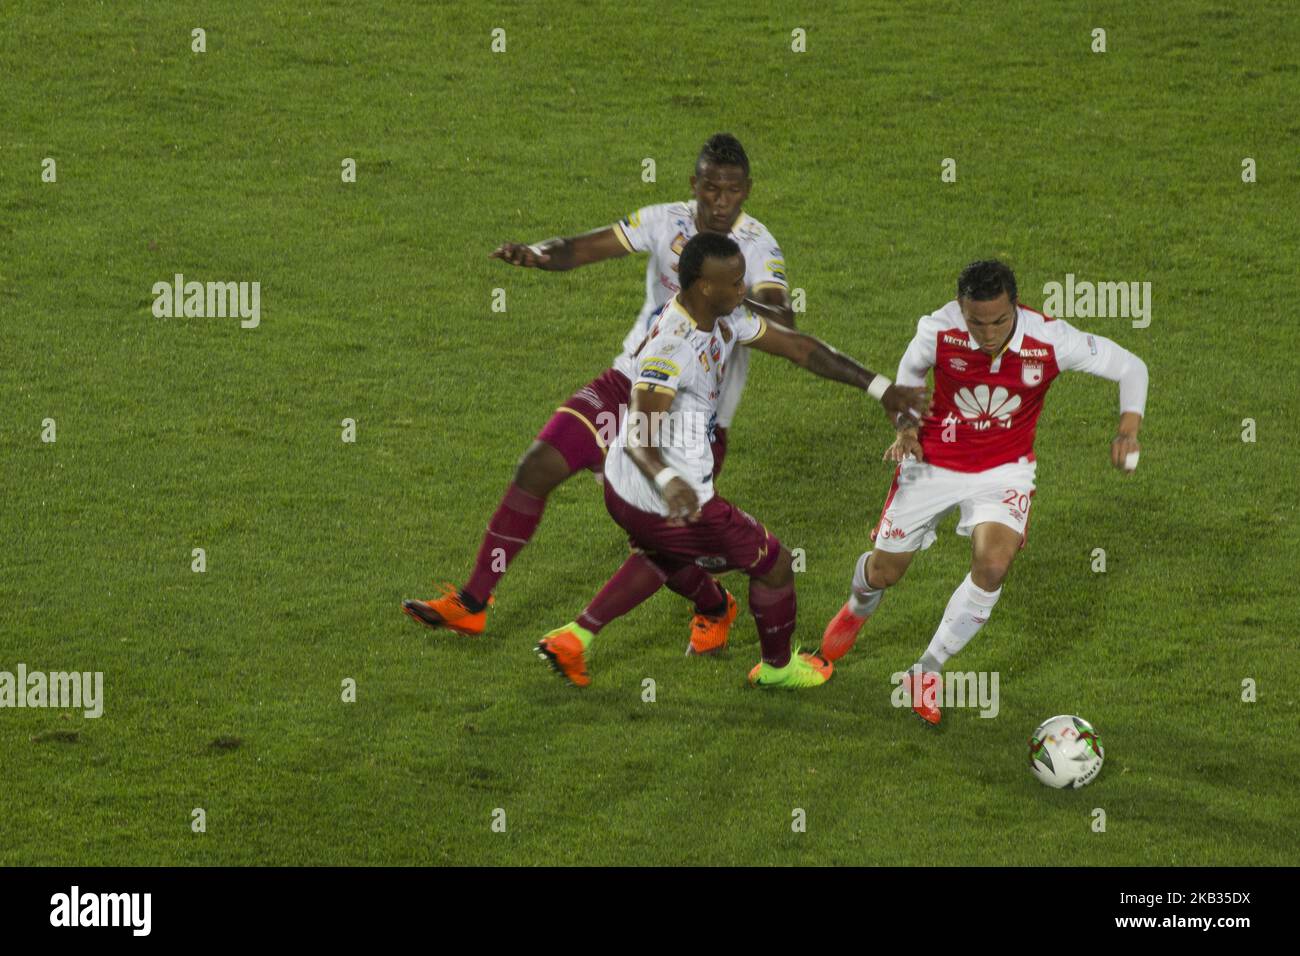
958 259 1019 356
691 133 752 235
678 232 747 317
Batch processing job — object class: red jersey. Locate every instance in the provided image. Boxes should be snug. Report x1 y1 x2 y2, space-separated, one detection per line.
896 301 1149 473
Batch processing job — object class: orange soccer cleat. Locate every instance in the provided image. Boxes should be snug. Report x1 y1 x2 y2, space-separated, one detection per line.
819 601 867 662
899 669 942 726
686 590 739 656
402 584 493 636
534 625 592 688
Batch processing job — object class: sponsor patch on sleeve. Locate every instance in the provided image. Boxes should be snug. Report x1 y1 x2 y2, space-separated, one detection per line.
624 209 642 230
765 257 787 283
640 357 681 379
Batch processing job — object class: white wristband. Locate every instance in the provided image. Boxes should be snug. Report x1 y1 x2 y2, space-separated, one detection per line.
654 467 682 491
867 374 892 401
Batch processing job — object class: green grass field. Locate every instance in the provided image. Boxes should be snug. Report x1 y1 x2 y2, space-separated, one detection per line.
2 1 1297 866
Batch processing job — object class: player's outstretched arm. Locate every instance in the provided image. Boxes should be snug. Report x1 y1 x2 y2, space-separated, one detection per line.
879 312 938 462
748 323 931 425
1111 411 1143 474
1052 322 1149 475
744 285 796 330
624 385 701 525
489 226 629 271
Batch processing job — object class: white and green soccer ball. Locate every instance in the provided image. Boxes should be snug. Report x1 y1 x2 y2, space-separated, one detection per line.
1028 715 1104 789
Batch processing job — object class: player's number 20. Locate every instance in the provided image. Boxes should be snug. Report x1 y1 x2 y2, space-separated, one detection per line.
1001 490 1030 513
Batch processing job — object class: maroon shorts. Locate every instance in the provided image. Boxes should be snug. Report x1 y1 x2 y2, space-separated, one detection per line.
603 478 783 578
536 368 631 474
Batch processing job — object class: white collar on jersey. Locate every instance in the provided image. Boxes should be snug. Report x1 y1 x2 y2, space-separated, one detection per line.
687 198 749 234
664 294 700 331
967 306 1027 356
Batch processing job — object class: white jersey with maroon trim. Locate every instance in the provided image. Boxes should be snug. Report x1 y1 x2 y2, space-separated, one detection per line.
611 200 787 428
896 301 1149 473
605 296 768 516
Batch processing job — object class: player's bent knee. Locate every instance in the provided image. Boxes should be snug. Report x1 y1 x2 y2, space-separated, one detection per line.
514 441 570 497
756 547 794 588
866 550 911 589
866 565 899 589
971 561 1012 591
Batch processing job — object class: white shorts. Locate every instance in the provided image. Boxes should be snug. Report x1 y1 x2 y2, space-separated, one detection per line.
871 459 1037 553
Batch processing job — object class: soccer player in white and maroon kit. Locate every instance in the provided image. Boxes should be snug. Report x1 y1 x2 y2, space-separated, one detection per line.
819 260 1149 724
403 135 792 651
533 233 930 689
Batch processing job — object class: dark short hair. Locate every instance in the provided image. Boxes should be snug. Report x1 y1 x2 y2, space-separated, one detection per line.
679 232 742 290
697 133 750 177
957 260 1018 303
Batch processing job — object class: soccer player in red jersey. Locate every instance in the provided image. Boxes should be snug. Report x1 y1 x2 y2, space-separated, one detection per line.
403 135 795 651
818 260 1149 723
533 233 931 689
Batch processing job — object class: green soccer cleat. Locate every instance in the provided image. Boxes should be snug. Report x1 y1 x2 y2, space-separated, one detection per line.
747 652 833 689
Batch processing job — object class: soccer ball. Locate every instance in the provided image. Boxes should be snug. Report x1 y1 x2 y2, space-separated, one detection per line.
1028 714 1104 789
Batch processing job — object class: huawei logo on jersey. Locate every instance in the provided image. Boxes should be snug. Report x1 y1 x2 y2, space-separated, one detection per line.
953 385 1021 428
876 517 906 541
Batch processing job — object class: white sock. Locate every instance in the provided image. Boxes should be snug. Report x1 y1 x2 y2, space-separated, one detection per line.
920 573 1001 668
848 550 885 617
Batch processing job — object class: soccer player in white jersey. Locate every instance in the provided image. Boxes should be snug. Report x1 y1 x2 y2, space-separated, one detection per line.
533 233 930 689
819 260 1149 724
404 135 794 653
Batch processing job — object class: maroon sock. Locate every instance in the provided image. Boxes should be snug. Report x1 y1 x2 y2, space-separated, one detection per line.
577 553 667 634
664 565 726 615
749 580 796 667
463 483 546 605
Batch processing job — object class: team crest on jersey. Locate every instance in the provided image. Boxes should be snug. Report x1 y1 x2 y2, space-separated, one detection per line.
1021 362 1044 386
709 337 723 363
698 352 710 372
949 357 968 372
670 232 687 256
